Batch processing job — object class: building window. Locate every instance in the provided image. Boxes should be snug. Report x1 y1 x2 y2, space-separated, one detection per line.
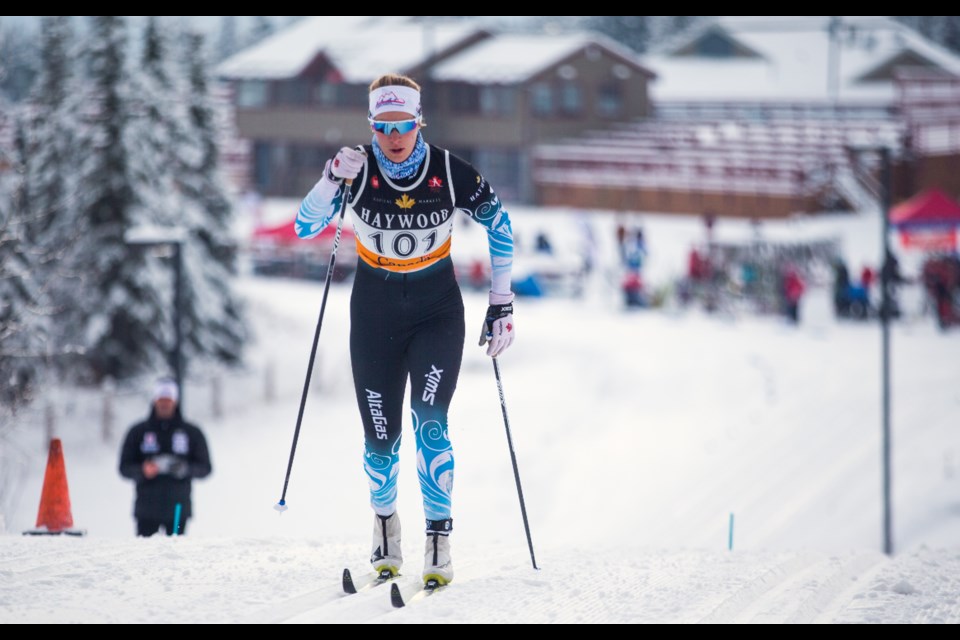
557 64 577 80
238 80 268 108
316 83 337 106
559 83 582 116
255 141 337 195
276 79 311 106
334 84 367 108
449 147 475 165
253 141 272 191
530 82 553 116
450 83 481 113
473 148 521 203
598 83 622 117
314 84 366 109
421 82 439 111
480 85 517 116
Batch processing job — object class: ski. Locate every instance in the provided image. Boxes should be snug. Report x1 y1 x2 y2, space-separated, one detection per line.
341 567 397 595
390 579 445 608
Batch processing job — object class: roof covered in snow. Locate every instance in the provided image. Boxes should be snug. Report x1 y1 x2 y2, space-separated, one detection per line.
429 33 654 84
645 16 960 105
216 16 484 83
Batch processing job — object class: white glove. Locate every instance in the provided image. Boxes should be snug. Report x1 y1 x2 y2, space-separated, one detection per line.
151 454 189 478
478 291 515 357
325 147 365 182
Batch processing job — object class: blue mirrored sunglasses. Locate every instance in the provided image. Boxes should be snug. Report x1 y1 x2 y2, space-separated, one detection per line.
369 119 419 136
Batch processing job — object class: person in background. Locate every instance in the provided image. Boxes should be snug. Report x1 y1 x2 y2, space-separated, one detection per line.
535 231 553 254
880 249 906 319
782 265 805 324
625 228 647 272
616 224 627 262
832 258 851 317
119 379 212 536
860 265 875 294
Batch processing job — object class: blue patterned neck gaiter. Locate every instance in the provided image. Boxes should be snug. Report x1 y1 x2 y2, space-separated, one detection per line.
372 132 427 181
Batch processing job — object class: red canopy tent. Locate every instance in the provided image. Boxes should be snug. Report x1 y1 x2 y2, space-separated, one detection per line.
891 189 960 227
252 219 354 245
250 219 356 280
890 189 960 252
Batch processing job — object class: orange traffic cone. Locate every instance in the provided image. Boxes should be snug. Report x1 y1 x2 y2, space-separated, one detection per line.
23 438 85 536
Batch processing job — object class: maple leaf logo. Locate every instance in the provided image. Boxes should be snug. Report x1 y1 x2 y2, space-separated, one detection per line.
395 194 416 209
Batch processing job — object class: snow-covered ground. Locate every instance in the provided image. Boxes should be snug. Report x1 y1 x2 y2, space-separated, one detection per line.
2 208 959 623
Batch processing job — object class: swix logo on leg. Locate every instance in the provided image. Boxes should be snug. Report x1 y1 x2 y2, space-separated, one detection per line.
366 389 389 440
422 365 444 406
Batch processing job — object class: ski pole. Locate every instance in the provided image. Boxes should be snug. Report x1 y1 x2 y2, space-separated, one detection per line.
275 177 353 513
492 356 539 569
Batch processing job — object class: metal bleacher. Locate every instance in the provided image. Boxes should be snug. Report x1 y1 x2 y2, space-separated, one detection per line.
533 103 905 212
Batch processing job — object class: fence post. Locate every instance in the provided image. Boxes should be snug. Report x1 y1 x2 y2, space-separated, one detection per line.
211 375 223 419
102 378 115 442
44 402 56 450
264 360 276 404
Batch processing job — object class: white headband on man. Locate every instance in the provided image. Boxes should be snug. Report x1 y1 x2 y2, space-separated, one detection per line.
368 85 422 121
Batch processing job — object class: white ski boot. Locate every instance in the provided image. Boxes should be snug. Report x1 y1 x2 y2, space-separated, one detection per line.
423 518 453 587
370 512 402 577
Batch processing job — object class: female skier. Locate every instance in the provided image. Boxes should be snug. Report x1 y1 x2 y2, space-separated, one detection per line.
296 73 515 586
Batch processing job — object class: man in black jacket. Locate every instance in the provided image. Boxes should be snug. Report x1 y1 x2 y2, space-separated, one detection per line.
119 379 212 536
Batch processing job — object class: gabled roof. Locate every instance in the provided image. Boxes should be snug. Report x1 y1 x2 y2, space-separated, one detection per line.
216 17 375 80
216 16 485 83
430 33 655 84
857 49 953 83
645 16 960 104
668 27 764 59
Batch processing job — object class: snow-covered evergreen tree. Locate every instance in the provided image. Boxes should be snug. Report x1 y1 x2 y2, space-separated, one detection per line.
893 16 960 54
0 20 39 103
136 20 247 373
28 16 250 385
22 17 88 372
133 16 181 227
25 17 76 240
583 16 706 54
246 17 276 47
587 16 652 53
216 16 239 62
944 17 960 54
174 29 247 366
0 117 44 408
74 16 172 382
